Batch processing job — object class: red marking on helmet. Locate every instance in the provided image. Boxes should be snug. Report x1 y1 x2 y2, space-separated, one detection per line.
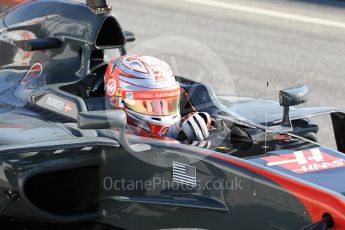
105 62 112 83
110 67 145 86
122 56 149 74
117 78 156 89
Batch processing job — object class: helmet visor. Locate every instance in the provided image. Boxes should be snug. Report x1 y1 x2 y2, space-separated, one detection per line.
124 97 180 116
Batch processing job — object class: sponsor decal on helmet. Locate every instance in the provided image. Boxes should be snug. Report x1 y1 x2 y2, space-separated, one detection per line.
126 91 134 100
262 148 345 174
122 87 180 100
154 70 165 82
106 79 117 96
116 87 122 96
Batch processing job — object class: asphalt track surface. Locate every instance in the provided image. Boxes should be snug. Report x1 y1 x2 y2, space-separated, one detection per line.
110 0 345 148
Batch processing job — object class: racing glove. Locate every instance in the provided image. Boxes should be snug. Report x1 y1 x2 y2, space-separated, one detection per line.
167 112 211 143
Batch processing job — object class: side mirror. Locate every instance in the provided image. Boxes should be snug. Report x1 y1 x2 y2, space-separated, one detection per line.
78 110 127 129
279 85 309 129
78 110 150 153
120 31 136 55
123 31 136 43
279 85 309 107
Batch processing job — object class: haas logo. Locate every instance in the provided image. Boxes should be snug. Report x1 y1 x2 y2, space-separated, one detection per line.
106 79 117 96
262 148 345 174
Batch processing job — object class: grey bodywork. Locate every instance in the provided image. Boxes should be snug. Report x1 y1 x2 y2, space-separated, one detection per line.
0 1 345 229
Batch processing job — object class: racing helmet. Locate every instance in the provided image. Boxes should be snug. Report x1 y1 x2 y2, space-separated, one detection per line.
105 55 181 135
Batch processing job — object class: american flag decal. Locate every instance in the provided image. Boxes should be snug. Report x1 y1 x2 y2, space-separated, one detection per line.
173 162 197 187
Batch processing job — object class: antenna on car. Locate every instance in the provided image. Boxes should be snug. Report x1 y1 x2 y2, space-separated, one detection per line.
263 81 269 156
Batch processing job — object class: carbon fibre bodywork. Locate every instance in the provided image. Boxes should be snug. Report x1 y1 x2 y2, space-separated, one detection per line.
1 1 345 230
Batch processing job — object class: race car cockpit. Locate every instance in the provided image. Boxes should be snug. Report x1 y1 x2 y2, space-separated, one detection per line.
0 0 339 156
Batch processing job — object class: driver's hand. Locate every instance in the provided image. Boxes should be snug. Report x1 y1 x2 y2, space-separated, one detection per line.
167 112 211 143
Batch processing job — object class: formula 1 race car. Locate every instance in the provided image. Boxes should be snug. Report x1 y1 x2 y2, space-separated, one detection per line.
1 0 345 229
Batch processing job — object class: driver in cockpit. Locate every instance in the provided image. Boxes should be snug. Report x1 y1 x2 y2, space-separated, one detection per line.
104 55 211 143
